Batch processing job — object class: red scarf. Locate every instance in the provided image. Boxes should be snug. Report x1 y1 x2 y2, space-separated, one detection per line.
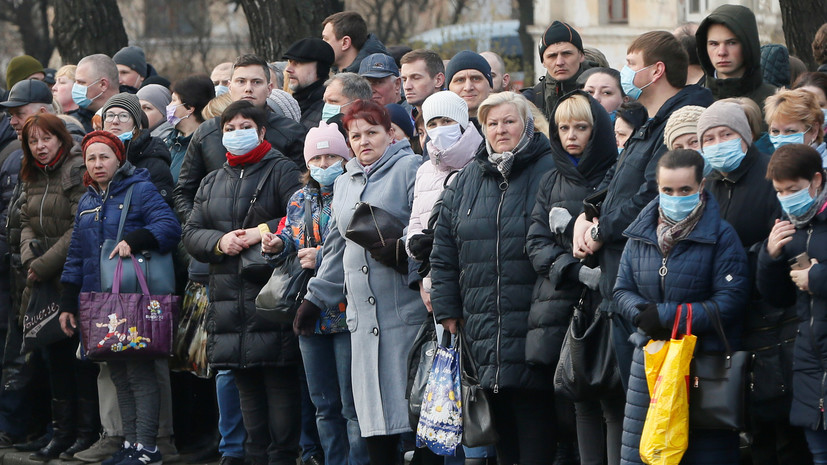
226 140 271 166
34 147 65 169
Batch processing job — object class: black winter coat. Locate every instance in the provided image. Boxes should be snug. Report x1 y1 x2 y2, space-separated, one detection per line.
525 92 616 366
521 62 594 122
124 129 175 206
757 201 827 431
294 80 325 131
182 149 303 369
174 112 306 221
431 131 555 391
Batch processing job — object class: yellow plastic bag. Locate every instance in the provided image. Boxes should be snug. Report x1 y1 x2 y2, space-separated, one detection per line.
639 304 697 465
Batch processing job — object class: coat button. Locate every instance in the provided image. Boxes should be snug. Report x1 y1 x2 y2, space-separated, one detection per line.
361 265 368 274
372 327 379 336
368 296 375 305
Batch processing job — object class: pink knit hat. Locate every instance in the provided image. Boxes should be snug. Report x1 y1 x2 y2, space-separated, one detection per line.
304 121 351 163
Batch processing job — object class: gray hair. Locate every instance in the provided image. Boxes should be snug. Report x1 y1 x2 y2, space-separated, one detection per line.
477 91 534 128
325 72 372 102
78 54 119 86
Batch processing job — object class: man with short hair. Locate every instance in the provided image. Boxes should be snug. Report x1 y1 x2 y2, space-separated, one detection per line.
211 62 233 95
175 54 306 219
400 49 445 115
445 50 492 126
571 31 713 401
523 21 593 121
320 72 372 134
358 53 404 107
322 11 388 74
480 51 510 92
695 4 777 111
283 38 335 130
72 54 121 133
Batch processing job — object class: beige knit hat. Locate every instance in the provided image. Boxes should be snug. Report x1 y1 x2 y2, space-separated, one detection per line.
664 105 705 150
697 101 753 149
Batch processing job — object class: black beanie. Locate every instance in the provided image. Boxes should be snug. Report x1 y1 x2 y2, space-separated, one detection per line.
445 50 493 88
539 21 583 58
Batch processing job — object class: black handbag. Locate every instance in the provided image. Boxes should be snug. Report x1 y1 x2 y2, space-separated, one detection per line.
405 316 447 429
554 290 621 401
457 326 498 447
22 280 67 353
688 302 751 431
240 162 279 285
100 184 175 295
583 188 607 221
256 196 316 324
344 202 405 249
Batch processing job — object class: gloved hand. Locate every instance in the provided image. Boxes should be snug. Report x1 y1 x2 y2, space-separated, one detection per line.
293 300 322 336
634 303 671 340
578 265 601 290
549 207 573 234
369 239 408 274
408 230 434 261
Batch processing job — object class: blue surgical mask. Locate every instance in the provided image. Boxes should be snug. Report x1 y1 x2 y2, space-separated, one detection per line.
321 103 341 122
617 146 624 155
72 79 102 109
620 65 654 101
778 185 815 217
214 85 229 96
659 191 700 222
309 162 344 186
222 128 261 155
117 131 134 143
427 124 462 150
770 131 806 150
701 137 746 173
609 110 617 123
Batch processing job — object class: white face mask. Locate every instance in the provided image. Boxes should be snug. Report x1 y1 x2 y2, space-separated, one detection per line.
427 124 463 150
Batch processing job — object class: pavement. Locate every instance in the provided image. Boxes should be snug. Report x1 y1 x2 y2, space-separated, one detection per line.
0 447 220 465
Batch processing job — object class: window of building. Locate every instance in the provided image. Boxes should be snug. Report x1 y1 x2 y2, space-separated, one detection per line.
608 0 628 23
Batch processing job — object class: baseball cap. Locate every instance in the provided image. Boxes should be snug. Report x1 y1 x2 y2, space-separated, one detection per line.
0 79 53 108
358 53 399 79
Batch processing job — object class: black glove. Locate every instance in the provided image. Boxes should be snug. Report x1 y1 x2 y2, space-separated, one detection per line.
368 239 408 274
633 303 671 340
408 230 434 261
293 300 322 336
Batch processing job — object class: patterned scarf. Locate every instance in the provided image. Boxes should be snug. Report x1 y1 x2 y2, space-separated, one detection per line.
486 117 535 181
657 192 706 256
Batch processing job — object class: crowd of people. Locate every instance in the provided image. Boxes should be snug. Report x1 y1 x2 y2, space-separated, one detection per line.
0 4 826 465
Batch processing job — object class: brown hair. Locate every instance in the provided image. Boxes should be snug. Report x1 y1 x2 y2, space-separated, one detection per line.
767 144 824 182
400 49 445 78
657 149 705 184
812 23 827 66
20 113 74 182
627 31 688 89
322 12 368 50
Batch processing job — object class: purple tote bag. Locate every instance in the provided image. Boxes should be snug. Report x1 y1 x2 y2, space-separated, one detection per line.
79 258 180 360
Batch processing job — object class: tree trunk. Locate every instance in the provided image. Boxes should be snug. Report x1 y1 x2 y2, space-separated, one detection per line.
0 0 54 65
778 0 827 70
517 0 535 86
238 0 340 61
51 0 129 64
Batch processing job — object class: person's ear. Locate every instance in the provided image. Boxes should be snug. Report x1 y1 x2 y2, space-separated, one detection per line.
435 72 445 89
341 35 352 52
258 125 266 141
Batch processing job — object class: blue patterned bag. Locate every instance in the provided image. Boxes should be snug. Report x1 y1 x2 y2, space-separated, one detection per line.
416 341 462 455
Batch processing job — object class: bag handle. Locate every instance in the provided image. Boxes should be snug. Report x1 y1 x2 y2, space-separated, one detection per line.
700 301 732 356
243 161 278 229
671 303 693 339
303 194 315 248
112 257 151 296
115 185 136 243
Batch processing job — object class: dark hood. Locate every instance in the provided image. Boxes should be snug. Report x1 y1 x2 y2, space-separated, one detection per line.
548 90 617 186
124 129 172 165
696 4 764 94
342 34 389 73
0 114 16 151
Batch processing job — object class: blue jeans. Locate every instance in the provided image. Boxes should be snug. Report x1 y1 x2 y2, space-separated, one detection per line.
299 333 369 465
806 428 827 464
299 365 323 461
216 370 245 458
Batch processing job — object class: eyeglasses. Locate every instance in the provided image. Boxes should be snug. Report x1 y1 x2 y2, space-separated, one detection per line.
104 112 132 123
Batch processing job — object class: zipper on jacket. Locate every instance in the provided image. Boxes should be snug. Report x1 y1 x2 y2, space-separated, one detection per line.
658 256 668 298
38 174 50 232
801 225 825 427
233 167 246 367
493 180 508 393
78 206 101 220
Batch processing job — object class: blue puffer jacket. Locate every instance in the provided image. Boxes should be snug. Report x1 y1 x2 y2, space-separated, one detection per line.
62 164 181 295
614 193 749 465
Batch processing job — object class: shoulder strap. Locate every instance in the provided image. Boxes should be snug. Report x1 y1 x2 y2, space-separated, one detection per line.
303 194 315 248
244 160 279 225
700 301 732 355
115 184 136 242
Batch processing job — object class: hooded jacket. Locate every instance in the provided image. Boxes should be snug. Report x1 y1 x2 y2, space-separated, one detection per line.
123 129 175 206
340 34 389 74
522 61 595 122
525 91 616 366
696 4 777 108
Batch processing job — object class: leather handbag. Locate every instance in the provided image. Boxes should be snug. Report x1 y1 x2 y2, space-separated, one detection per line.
458 326 498 447
688 302 751 431
101 184 175 295
22 280 67 352
554 290 621 401
344 202 405 249
239 161 279 285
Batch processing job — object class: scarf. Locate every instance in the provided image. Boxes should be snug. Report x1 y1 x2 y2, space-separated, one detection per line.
656 193 706 256
226 140 271 167
486 117 535 181
427 123 482 171
34 146 66 169
789 186 827 228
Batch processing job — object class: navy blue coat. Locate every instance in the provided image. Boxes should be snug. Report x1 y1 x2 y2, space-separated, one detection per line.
614 193 749 465
61 165 181 294
757 204 827 431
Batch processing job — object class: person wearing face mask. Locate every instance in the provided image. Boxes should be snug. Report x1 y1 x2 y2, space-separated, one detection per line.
526 91 620 465
614 149 749 465
698 100 812 465
71 54 121 133
578 68 628 122
164 75 215 183
136 85 173 141
260 121 369 465
765 89 827 167
183 100 303 465
758 144 827 463
101 93 174 206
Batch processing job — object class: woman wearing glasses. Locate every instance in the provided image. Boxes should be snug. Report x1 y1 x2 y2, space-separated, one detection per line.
101 93 175 206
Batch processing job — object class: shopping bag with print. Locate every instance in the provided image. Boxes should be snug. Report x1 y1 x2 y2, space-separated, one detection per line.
416 339 462 455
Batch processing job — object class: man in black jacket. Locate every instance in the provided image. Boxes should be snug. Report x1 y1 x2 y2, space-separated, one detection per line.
283 38 335 131
321 11 388 74
174 54 306 222
572 31 713 388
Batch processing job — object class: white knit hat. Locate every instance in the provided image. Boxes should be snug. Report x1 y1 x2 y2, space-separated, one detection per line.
422 91 469 129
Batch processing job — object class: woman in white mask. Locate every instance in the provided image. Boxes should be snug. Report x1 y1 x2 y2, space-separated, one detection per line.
765 88 827 167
